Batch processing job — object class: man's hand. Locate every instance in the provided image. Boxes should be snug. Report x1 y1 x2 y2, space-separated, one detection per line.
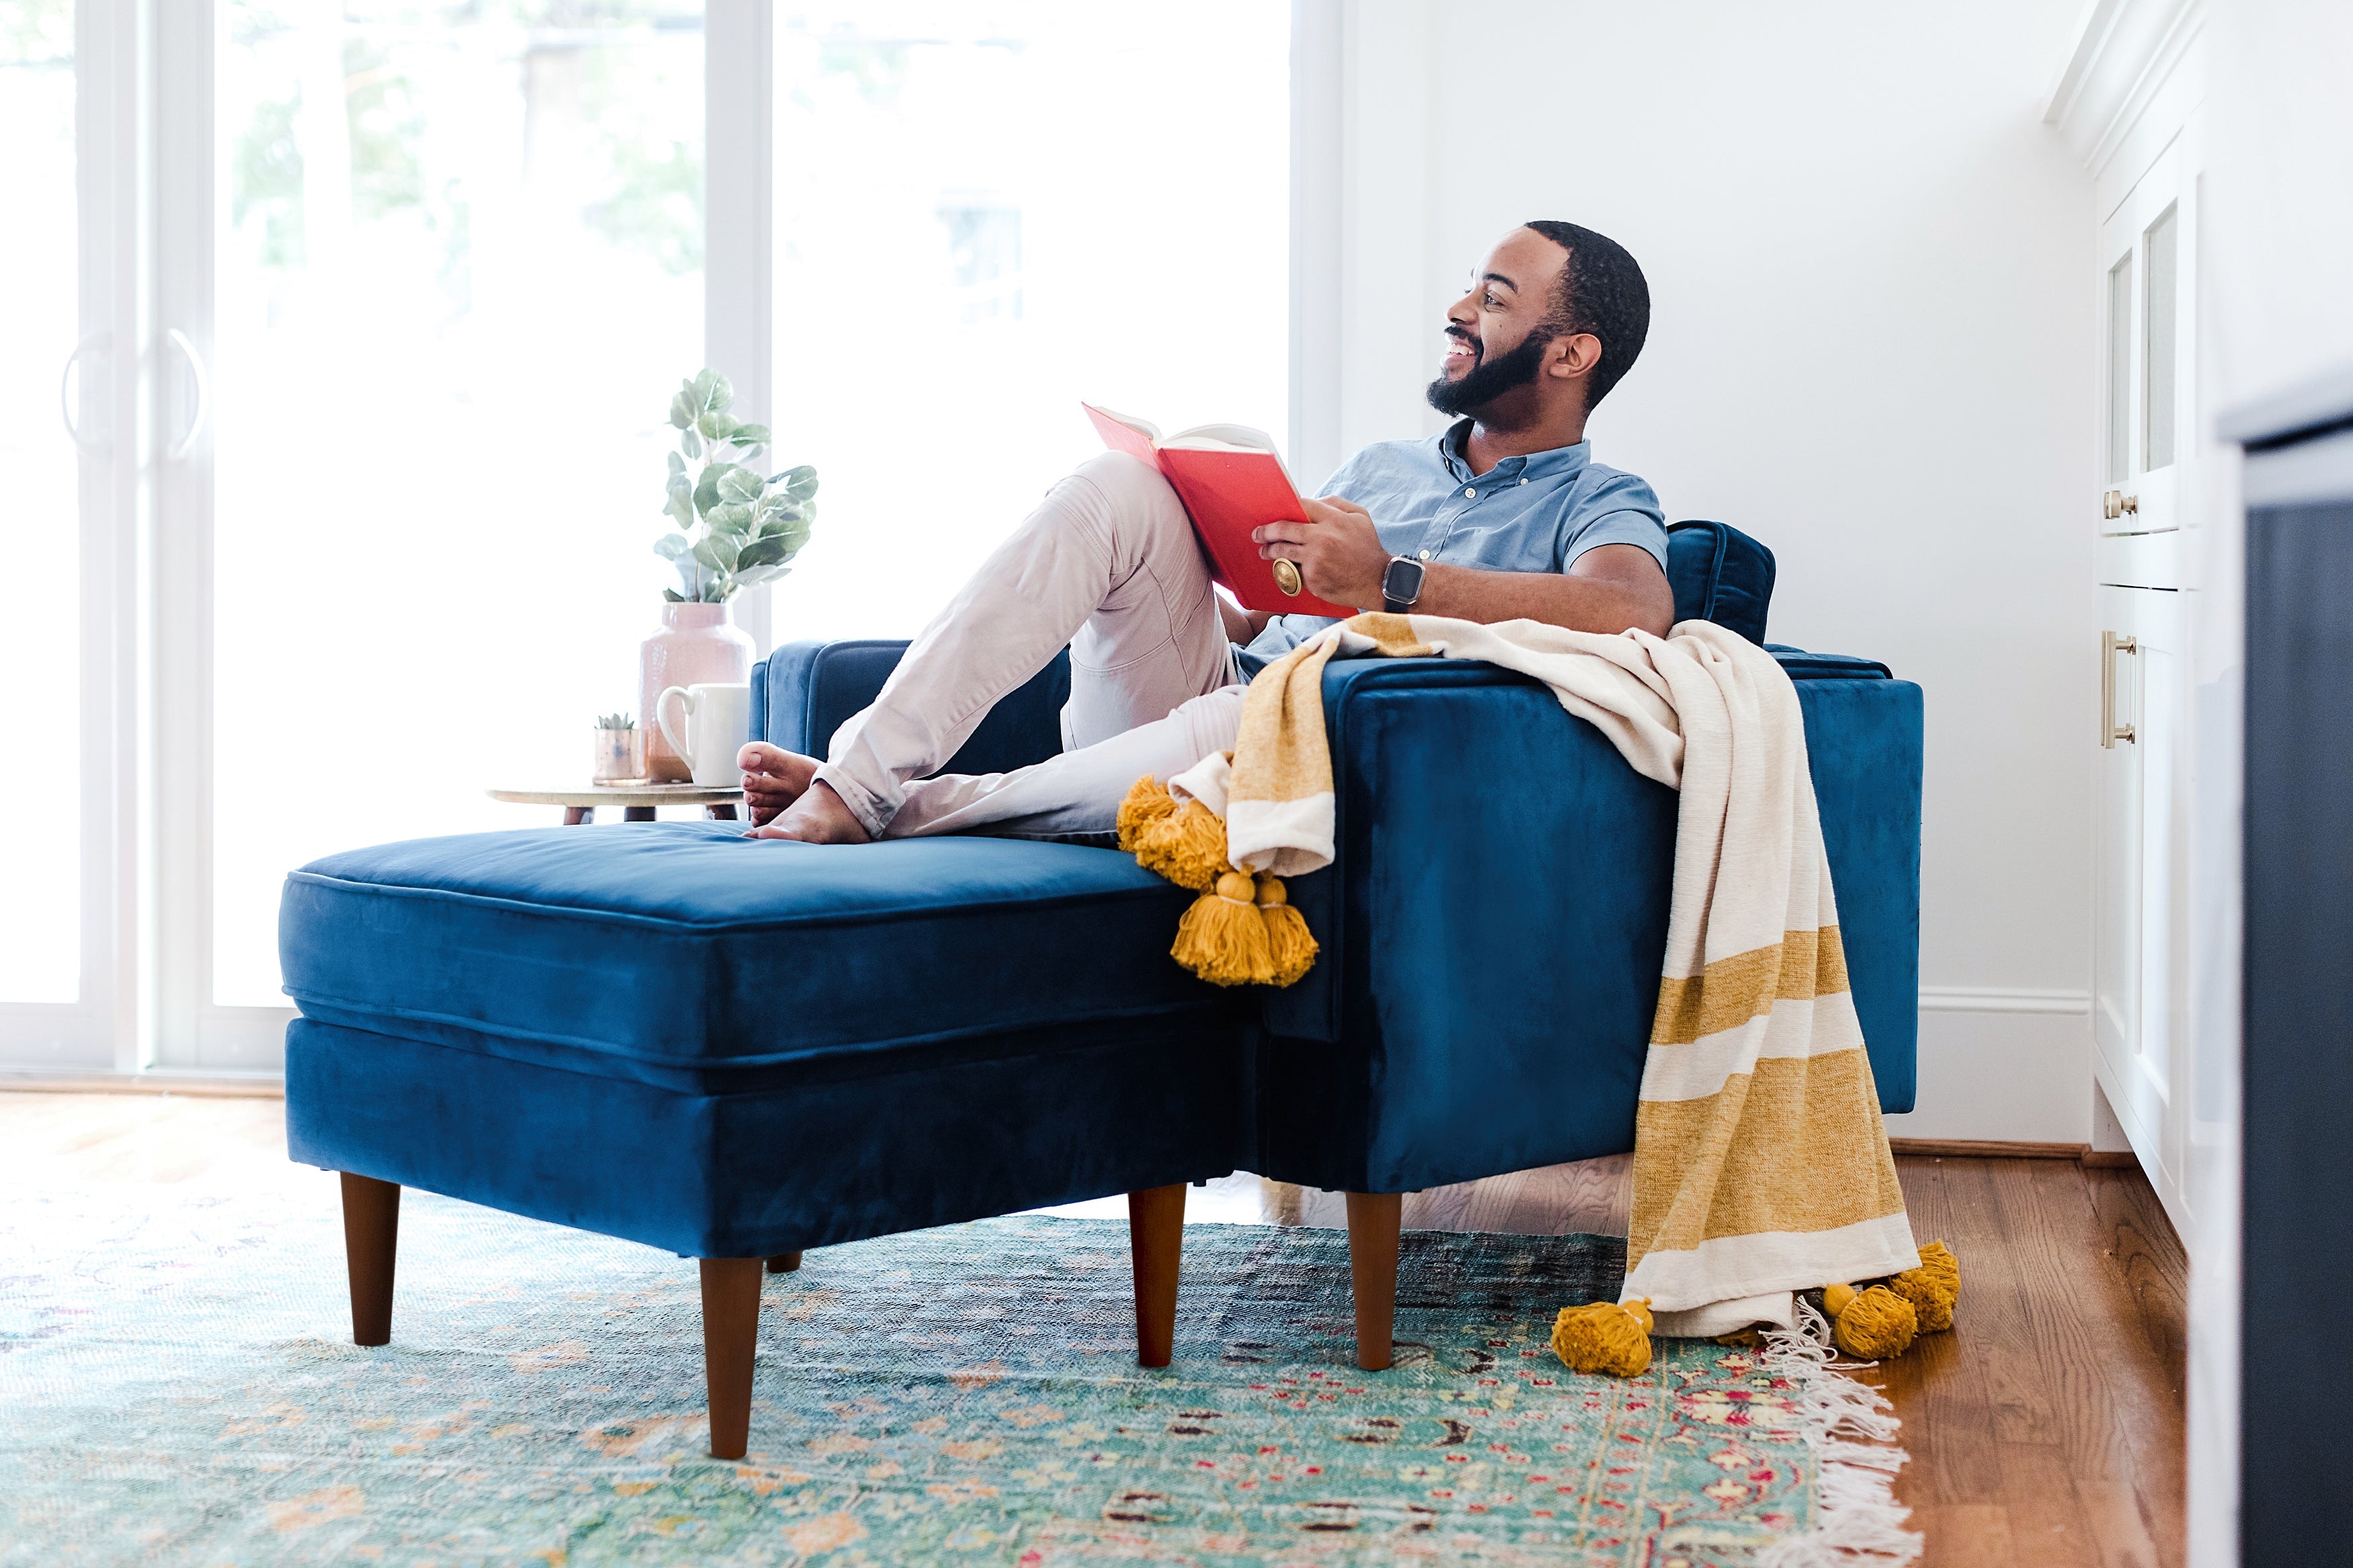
1252 497 1391 611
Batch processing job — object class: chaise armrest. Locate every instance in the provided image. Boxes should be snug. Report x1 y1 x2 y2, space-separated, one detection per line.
1252 651 1923 1195
754 639 1071 776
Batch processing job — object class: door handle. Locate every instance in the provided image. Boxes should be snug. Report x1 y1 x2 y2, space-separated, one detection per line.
58 332 110 452
2103 490 2141 521
165 328 211 461
2102 630 2139 748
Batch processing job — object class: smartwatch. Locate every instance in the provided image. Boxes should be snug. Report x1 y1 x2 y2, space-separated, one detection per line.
1381 554 1427 615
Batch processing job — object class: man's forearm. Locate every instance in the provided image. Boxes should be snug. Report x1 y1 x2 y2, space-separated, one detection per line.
1406 561 1673 638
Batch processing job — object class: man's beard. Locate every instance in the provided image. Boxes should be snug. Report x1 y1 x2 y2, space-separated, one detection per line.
1425 327 1554 417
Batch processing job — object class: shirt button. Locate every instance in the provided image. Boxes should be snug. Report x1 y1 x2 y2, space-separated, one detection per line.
1417 548 1431 561
1519 477 1528 485
1464 486 1476 497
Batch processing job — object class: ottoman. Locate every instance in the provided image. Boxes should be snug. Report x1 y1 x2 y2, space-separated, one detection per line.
279 821 1254 1458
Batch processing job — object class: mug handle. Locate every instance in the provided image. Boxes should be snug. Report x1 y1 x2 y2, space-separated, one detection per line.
656 686 697 770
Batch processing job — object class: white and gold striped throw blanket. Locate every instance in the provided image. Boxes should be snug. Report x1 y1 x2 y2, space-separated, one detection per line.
1126 613 1921 1337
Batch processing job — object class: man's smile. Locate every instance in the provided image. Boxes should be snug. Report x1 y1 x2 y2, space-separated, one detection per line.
1442 327 1482 374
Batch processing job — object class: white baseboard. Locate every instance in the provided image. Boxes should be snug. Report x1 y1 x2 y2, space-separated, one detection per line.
1883 995 2093 1143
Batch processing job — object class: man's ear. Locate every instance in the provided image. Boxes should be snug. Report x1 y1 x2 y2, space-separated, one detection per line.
1547 331 1603 382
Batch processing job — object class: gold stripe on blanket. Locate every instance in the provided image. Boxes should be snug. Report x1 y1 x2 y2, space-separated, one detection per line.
1651 927 1852 1046
1629 1050 1908 1260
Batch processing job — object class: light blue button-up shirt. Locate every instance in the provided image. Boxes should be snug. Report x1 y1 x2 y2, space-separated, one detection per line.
1242 418 1668 661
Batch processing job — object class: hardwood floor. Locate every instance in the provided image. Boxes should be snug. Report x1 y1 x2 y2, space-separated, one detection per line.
0 1089 2186 1567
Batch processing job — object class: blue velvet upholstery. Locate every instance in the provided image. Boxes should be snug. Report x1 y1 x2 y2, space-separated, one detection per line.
282 827 1216 1091
1248 656 1921 1196
284 1007 1252 1260
756 640 1070 774
281 509 1917 1270
1667 521 1776 646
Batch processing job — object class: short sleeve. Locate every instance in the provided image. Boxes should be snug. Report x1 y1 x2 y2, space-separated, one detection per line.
1558 472 1669 575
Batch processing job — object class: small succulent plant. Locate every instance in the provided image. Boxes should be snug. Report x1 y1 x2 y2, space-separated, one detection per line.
596 713 636 731
655 368 818 602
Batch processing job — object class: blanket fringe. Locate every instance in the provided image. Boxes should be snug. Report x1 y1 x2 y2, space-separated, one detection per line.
1751 1298 1923 1567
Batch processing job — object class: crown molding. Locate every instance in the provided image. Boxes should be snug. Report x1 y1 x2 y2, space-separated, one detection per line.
2044 0 2204 175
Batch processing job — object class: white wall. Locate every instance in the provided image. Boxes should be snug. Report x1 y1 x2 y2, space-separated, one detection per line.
1324 0 2100 1138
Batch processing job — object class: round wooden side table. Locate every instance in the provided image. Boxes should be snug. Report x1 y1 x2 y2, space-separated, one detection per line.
488 784 746 826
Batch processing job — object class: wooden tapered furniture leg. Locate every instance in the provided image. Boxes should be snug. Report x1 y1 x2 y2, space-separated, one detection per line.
1127 1184 1187 1368
764 1251 803 1274
340 1173 401 1347
1346 1192 1402 1372
700 1257 765 1460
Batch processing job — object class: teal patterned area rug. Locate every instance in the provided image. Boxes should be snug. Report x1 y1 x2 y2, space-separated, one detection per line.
0 1184 1915 1566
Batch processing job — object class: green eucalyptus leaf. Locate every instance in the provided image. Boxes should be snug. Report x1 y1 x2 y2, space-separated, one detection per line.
696 410 737 440
690 368 719 411
662 587 684 603
733 563 791 587
730 423 770 446
735 534 788 570
708 502 754 535
771 465 819 505
691 534 740 575
668 392 692 430
653 532 692 561
666 490 696 528
667 450 685 476
682 427 703 460
696 463 758 515
707 372 733 412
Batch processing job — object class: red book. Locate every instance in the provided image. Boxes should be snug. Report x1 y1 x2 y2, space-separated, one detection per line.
1083 403 1357 619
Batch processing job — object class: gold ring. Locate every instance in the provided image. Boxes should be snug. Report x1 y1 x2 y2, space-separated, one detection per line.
1272 559 1303 596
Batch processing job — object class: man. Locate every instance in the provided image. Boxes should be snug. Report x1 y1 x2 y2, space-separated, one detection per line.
740 220 1673 843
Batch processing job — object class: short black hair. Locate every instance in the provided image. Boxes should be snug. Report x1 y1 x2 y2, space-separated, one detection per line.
1521 220 1649 409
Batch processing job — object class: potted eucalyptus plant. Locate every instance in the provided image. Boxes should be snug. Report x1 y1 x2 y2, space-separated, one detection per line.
638 369 820 782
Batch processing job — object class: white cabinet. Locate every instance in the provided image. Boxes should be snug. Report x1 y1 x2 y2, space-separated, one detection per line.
2087 91 2204 1239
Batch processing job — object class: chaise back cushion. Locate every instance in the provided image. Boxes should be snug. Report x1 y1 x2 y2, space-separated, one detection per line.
1665 520 1776 645
753 520 1777 766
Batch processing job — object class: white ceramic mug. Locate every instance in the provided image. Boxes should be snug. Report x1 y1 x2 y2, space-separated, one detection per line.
655 682 752 788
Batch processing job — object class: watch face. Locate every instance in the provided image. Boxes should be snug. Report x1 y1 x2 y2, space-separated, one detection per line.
1383 556 1425 604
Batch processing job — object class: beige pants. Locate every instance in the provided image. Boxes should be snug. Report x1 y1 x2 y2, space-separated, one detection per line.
813 453 1248 841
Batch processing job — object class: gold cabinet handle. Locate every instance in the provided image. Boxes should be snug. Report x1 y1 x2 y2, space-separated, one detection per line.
2101 630 2139 747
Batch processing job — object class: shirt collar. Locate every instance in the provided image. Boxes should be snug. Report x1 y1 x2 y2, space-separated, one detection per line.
1435 418 1593 485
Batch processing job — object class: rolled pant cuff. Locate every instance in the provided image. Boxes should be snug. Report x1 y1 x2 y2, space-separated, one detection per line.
811 763 898 840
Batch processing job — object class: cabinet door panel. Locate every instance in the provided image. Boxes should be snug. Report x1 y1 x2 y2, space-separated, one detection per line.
2093 583 2184 1200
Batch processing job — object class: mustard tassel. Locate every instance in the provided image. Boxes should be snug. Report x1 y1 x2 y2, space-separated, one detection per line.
1170 871 1277 986
1822 1282 1917 1360
1887 1240 1960 1333
1255 875 1319 986
1115 775 1179 853
1131 800 1230 892
1552 1297 1654 1378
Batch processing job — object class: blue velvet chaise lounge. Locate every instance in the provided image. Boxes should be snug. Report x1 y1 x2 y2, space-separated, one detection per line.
278 520 1921 1458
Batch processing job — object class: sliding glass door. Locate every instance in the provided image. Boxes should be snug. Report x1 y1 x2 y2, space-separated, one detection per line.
2 0 1293 1077
0 1 130 1069
200 3 705 1021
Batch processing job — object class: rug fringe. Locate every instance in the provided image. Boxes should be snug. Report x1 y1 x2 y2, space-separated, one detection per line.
1751 1298 1924 1567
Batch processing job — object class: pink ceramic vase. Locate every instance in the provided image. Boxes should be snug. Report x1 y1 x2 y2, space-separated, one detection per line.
639 602 756 782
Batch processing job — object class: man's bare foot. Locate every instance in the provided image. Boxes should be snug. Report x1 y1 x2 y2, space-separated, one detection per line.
749 778 873 843
737 742 821 827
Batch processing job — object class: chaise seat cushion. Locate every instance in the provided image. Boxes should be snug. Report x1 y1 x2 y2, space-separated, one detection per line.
279 821 1227 1094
